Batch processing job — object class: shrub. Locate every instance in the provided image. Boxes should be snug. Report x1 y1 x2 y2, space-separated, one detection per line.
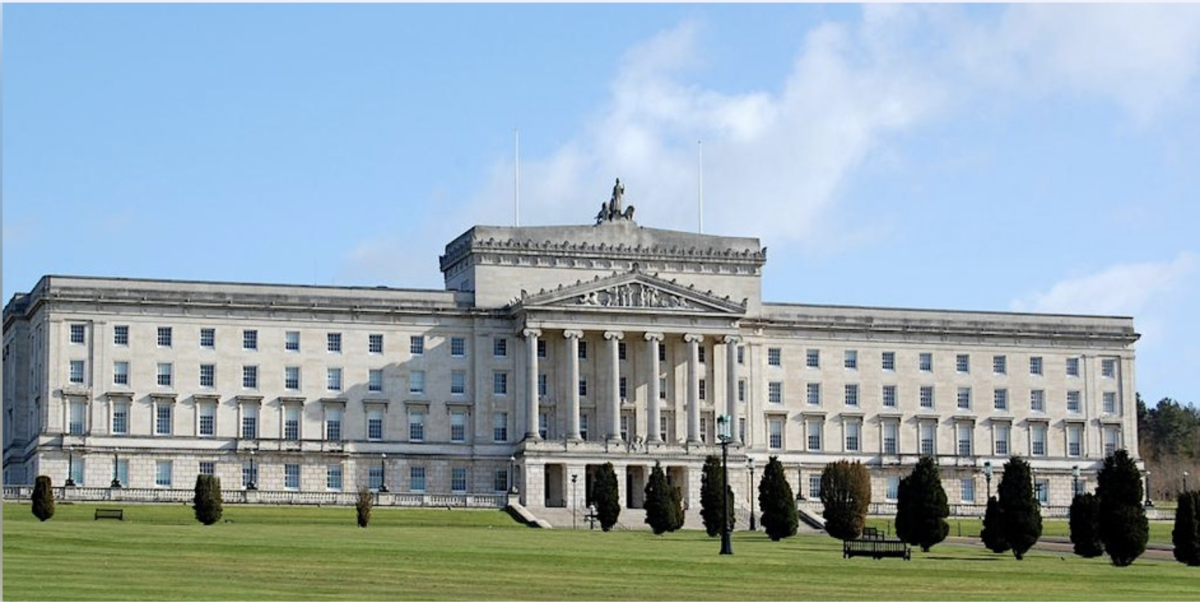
644 463 674 535
192 474 224 525
1096 449 1148 567
819 460 871 541
758 456 797 541
997 456 1042 560
1069 493 1104 558
894 456 949 552
590 462 621 532
356 487 373 528
1172 491 1200 566
700 455 724 537
981 496 1009 554
31 475 55 522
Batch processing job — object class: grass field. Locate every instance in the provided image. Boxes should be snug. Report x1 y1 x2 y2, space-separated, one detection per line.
3 502 1195 601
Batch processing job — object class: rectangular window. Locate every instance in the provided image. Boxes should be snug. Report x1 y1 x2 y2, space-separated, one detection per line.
538 340 547 359
1029 356 1043 376
243 329 258 351
112 402 129 435
697 345 705 364
809 475 822 500
451 467 468 493
327 465 343 491
737 346 745 365
410 466 427 492
451 371 466 395
844 350 858 370
807 383 821 406
70 324 86 344
284 406 300 441
769 418 784 450
285 366 300 390
199 364 215 388
738 379 746 403
920 422 936 456
920 385 934 409
451 337 466 357
242 462 257 489
450 411 466 443
961 478 976 503
114 325 130 346
768 382 783 404
1066 357 1080 377
368 409 384 441
1067 390 1082 413
68 400 86 435
882 385 897 408
199 405 215 437
1030 389 1045 412
580 414 590 440
807 420 822 452
1067 424 1082 457
493 412 508 442
698 378 706 401
1103 392 1117 414
886 476 900 501
199 461 215 476
993 355 1007 375
113 361 130 385
1036 479 1049 504
370 333 385 354
659 376 667 399
994 424 1010 456
1031 424 1047 456
845 420 860 452
956 354 970 374
155 460 172 487
620 415 630 441
285 331 300 352
919 352 933 372
620 376 628 400
493 337 507 357
845 384 859 407
618 342 627 360
115 460 129 487
157 327 173 347
284 464 300 490
578 378 587 398
200 328 215 349
1101 358 1117 378
326 408 343 442
538 373 548 397
241 405 258 439
881 351 896 371
370 466 384 491
157 362 173 387
658 344 666 362
806 349 820 369
69 360 85 384
957 387 971 410
327 333 342 353
409 410 425 442
1103 427 1119 456
539 412 550 440
578 340 588 360
699 416 708 443
768 348 782 367
409 335 424 356
326 368 343 391
957 423 973 456
994 388 1008 411
494 469 509 493
883 422 899 455
243 365 258 389
156 404 173 436
494 372 508 395
368 369 383 392
409 370 425 394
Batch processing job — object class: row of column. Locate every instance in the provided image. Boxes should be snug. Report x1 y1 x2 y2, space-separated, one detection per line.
522 328 739 445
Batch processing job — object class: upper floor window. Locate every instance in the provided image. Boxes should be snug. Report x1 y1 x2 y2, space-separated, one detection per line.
806 383 821 406
1101 358 1117 378
1029 356 1043 376
994 388 1008 411
327 333 342 353
882 385 897 408
285 331 300 352
451 371 466 396
200 328 215 349
881 351 895 372
805 349 820 369
70 324 86 344
494 372 508 395
956 354 970 374
918 353 933 372
578 340 588 360
157 363 173 387
956 387 971 410
493 337 508 358
326 368 343 391
844 384 859 407
113 325 129 346
368 369 383 392
1067 390 1082 413
920 385 934 409
69 360 85 384
157 327 173 347
1066 357 1080 377
369 334 384 354
242 365 258 389
768 382 783 404
768 348 782 367
410 371 425 394
993 355 1007 375
243 329 258 351
450 337 466 357
409 335 423 356
113 361 130 386
843 350 858 370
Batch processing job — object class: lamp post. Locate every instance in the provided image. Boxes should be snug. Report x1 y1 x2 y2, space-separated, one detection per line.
65 446 77 487
509 455 517 494
379 453 388 493
571 474 578 530
1072 465 1080 497
1144 470 1154 507
746 457 756 531
111 447 122 488
717 414 733 555
247 449 257 491
982 461 993 500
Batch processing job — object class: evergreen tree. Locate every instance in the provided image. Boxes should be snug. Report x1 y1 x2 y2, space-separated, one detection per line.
757 456 797 541
31 475 55 522
1069 493 1104 558
981 496 1009 554
894 456 949 552
644 463 674 535
1097 449 1148 567
819 460 871 541
355 487 373 528
1172 491 1200 566
700 455 724 537
668 484 685 532
590 462 622 532
192 474 224 525
997 456 1042 560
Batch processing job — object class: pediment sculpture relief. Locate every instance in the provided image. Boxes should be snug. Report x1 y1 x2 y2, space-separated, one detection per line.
576 282 692 309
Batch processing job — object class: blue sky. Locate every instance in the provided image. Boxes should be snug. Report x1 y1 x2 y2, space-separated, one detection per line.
4 4 1199 406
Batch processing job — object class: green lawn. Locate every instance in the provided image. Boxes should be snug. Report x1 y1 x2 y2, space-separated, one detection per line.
3 502 1195 601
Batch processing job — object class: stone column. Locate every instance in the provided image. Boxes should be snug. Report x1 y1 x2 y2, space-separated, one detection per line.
523 328 542 441
645 332 663 444
604 331 624 442
564 330 584 441
724 335 740 444
684 334 703 444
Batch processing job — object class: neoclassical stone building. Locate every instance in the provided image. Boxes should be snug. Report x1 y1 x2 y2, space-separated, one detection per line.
3 189 1140 519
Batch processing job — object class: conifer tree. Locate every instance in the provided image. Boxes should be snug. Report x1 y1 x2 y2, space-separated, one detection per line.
980 496 1009 554
644 462 674 535
356 487 373 528
757 456 797 541
590 462 622 532
894 456 949 552
820 460 871 541
700 455 724 537
192 474 224 525
1096 449 1148 567
1069 493 1104 558
31 475 55 522
668 484 685 532
1172 490 1200 566
997 456 1042 560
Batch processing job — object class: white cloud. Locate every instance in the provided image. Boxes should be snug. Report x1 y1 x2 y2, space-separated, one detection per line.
1010 252 1197 316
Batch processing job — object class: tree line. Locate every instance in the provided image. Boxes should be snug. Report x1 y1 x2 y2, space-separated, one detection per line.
1137 395 1200 500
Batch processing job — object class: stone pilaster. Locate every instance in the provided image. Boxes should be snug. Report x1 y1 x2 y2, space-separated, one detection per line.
645 332 663 444
604 331 624 442
564 330 583 441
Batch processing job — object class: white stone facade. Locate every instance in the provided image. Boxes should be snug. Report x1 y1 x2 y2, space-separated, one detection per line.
3 210 1140 518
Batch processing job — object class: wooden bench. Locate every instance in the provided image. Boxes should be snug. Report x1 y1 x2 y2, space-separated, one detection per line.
843 538 911 560
94 508 124 521
861 526 884 540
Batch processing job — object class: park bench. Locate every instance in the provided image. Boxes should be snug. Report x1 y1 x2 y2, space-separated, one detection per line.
94 508 124 521
843 537 910 560
861 526 884 540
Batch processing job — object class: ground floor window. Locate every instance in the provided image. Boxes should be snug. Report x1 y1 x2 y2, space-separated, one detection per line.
451 467 468 493
155 460 172 487
327 465 343 491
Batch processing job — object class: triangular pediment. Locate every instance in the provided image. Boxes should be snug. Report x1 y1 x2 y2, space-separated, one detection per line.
514 268 746 315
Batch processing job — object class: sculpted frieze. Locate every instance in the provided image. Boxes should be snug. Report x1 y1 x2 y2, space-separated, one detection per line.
576 282 693 309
